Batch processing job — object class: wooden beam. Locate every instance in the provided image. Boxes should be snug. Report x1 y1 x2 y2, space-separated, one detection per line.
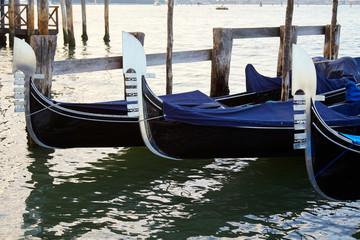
53 49 212 76
232 27 280 39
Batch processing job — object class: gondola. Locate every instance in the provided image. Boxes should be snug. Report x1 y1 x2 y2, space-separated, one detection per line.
292 47 360 201
12 34 359 149
133 33 360 160
10 37 293 148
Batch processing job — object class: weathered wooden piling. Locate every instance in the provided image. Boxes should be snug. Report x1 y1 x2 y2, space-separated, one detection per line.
103 0 110 42
65 0 75 47
277 25 298 77
131 32 145 46
81 0 88 41
27 0 35 41
280 0 294 101
166 0 174 95
0 0 5 45
38 0 49 35
210 28 232 97
30 35 57 97
326 0 340 60
324 24 340 60
8 0 14 46
60 0 68 44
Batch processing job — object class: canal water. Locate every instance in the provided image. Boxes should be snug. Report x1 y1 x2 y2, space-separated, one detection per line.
1 4 360 239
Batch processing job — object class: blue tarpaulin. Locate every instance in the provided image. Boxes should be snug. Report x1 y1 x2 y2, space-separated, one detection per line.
56 90 223 112
245 57 360 94
163 100 360 128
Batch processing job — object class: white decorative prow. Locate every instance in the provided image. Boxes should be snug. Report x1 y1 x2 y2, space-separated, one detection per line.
122 32 147 118
292 44 324 150
12 38 36 113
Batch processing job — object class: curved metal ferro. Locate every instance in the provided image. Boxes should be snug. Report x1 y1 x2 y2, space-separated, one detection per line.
291 44 333 200
122 31 179 160
12 37 36 77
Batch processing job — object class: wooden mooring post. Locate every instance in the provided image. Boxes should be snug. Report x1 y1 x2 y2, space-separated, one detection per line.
209 25 340 97
30 35 57 97
210 28 232 97
60 0 68 44
280 0 294 101
27 0 35 41
81 0 88 41
103 0 110 42
38 0 49 35
66 0 75 47
324 0 340 60
0 0 5 45
166 0 174 95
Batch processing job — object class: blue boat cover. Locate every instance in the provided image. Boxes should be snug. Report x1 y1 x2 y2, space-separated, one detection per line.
245 57 360 94
339 132 360 144
57 90 223 112
345 81 360 102
163 100 360 127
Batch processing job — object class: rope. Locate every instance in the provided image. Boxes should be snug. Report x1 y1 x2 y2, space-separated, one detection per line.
26 102 61 117
310 142 355 181
138 114 165 122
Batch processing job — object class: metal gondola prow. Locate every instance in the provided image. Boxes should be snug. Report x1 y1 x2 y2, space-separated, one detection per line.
291 44 331 200
122 32 179 160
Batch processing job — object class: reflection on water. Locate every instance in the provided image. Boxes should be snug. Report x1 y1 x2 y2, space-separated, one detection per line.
22 146 359 239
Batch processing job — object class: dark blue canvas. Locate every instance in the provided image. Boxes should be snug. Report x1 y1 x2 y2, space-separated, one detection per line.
56 90 222 112
163 100 360 128
245 57 360 94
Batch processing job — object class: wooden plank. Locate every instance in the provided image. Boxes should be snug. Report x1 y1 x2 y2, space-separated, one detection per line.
297 25 325 35
231 25 325 40
53 49 212 76
146 49 211 66
231 27 280 39
53 56 123 75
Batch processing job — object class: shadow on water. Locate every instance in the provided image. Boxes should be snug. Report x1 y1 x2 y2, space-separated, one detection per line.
22 145 333 239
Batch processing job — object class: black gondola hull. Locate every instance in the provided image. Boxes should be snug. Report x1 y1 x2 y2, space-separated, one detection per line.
309 103 360 200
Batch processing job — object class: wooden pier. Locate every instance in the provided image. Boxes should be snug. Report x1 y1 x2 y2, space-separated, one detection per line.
0 2 58 45
29 25 340 99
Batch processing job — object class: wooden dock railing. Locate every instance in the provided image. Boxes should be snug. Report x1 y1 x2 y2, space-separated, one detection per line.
33 25 340 98
0 4 58 43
